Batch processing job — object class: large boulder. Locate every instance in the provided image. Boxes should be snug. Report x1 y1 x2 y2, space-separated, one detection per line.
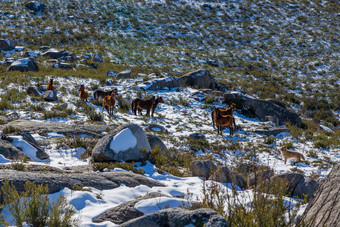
92 124 151 162
209 166 247 190
93 192 168 224
43 90 58 101
292 177 319 201
7 58 38 72
0 39 17 51
141 69 219 91
42 48 66 59
303 163 340 226
146 134 168 154
271 173 304 197
0 140 27 160
224 92 301 127
191 160 217 179
121 208 227 227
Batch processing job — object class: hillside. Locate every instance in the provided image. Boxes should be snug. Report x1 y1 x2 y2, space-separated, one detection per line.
0 0 339 226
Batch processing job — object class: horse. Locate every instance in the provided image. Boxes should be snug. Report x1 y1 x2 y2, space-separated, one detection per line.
211 103 236 129
214 107 234 135
150 96 164 117
102 91 116 115
46 79 55 91
94 88 118 100
131 96 155 116
78 85 89 102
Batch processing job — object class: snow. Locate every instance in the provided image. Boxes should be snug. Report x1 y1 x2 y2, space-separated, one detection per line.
134 196 192 215
109 128 137 154
11 58 31 67
9 136 42 162
0 154 10 163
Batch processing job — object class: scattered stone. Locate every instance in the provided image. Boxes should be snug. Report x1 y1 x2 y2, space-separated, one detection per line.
209 166 247 189
0 39 16 51
43 90 58 101
92 54 103 62
93 192 168 224
303 163 340 226
117 70 132 79
92 124 151 162
42 48 66 59
189 133 206 140
252 127 290 136
191 160 217 179
146 123 168 134
89 63 98 69
27 87 42 96
58 62 73 70
107 71 117 76
25 1 46 12
7 58 38 72
121 208 227 227
25 51 39 58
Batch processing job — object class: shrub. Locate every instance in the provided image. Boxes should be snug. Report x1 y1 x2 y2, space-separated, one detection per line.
116 94 130 112
1 180 77 227
2 125 21 135
92 162 144 174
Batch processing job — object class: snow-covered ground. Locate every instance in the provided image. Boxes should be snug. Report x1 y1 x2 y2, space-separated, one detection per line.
0 75 338 225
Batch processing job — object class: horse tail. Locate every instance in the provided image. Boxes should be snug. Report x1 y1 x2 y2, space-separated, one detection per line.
211 107 216 129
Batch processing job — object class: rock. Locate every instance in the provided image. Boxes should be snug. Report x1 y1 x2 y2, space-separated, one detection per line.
1 120 108 138
252 127 290 136
43 90 58 101
266 99 287 109
25 1 46 12
117 70 132 79
271 173 304 197
40 46 51 52
209 166 247 190
189 133 206 140
92 54 103 62
42 48 66 59
146 123 168 134
121 208 227 227
292 177 319 201
27 87 42 96
107 71 117 76
21 131 49 160
7 58 38 72
248 169 274 188
142 69 219 91
93 192 168 224
0 140 27 160
191 160 217 179
25 51 39 58
146 134 168 155
265 116 279 126
89 63 98 69
303 163 340 226
224 92 301 127
0 39 17 51
92 124 151 162
0 170 164 203
58 62 73 70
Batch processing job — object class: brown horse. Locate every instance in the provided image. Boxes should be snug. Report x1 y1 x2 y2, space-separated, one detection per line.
211 103 236 129
79 85 89 102
150 96 164 117
102 91 116 115
46 79 55 91
214 108 234 135
131 96 155 116
94 88 118 100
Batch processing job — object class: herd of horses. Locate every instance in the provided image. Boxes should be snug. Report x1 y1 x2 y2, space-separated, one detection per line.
46 79 237 135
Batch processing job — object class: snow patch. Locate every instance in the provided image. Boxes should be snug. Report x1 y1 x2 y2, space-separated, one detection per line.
9 136 41 161
110 128 137 154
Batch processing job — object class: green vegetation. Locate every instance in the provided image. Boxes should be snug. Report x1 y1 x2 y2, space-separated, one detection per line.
92 162 144 175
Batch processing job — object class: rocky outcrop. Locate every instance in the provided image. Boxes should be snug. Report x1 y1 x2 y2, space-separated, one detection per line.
121 208 228 227
191 160 217 179
0 140 27 160
303 163 340 226
43 90 58 101
7 58 38 72
224 92 301 126
92 124 151 162
93 192 168 224
141 69 220 91
0 170 164 202
0 39 17 51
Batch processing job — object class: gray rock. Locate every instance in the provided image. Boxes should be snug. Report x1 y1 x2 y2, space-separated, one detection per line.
92 54 103 63
142 69 218 91
252 127 290 136
248 169 274 188
292 177 319 201
121 208 228 227
42 48 66 59
43 90 58 101
0 170 164 203
7 58 38 72
92 124 151 162
146 123 168 134
189 133 206 140
0 140 27 160
146 134 168 154
93 192 168 224
271 173 304 196
27 87 42 96
266 99 287 109
209 166 247 190
117 70 132 79
25 1 46 12
303 163 340 226
224 92 301 127
265 116 279 126
21 131 49 160
0 39 17 51
191 160 217 179
58 62 73 70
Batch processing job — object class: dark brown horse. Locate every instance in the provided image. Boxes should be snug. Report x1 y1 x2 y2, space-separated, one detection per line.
214 107 234 135
131 96 155 116
79 85 89 102
211 103 236 129
94 88 118 100
102 91 116 115
150 96 164 117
